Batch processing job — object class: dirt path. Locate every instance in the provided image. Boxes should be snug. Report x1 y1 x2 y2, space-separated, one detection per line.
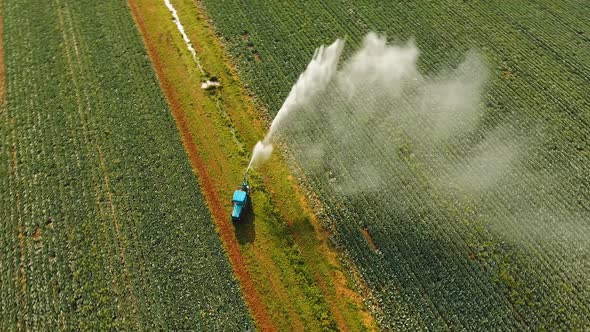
128 1 275 330
128 0 378 330
264 175 350 331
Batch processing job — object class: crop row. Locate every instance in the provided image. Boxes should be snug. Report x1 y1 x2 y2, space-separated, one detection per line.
201 0 589 330
0 0 253 330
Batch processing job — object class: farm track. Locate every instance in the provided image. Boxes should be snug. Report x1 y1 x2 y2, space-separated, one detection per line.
128 4 273 330
129 0 377 330
126 2 274 330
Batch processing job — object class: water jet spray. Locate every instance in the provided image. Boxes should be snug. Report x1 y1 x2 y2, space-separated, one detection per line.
233 39 343 222
246 38 345 172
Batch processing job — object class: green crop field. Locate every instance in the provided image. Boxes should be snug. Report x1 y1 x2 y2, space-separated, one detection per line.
201 0 589 330
1 0 588 330
0 0 252 330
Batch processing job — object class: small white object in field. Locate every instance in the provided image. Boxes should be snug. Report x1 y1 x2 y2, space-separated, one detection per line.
201 80 221 90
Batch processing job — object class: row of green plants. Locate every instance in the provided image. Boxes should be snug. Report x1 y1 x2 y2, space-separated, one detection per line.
201 0 589 330
0 0 253 330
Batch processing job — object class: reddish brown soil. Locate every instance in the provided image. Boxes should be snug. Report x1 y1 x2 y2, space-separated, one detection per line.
360 227 378 252
127 2 275 330
32 228 41 241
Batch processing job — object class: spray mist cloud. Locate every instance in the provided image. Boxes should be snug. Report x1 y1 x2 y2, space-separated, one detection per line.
246 31 589 327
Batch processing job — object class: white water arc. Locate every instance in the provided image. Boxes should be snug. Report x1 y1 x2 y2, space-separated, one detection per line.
247 39 345 171
163 0 205 74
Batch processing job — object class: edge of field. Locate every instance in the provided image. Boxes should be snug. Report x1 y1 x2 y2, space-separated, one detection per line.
128 0 378 330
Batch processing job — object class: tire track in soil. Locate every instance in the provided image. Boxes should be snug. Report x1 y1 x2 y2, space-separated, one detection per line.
96 146 142 331
94 174 123 319
56 3 142 329
64 2 158 327
262 176 350 332
127 2 275 330
251 245 304 332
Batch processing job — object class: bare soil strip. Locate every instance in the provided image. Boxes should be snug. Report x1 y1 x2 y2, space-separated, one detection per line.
360 228 379 252
128 1 275 330
127 0 380 330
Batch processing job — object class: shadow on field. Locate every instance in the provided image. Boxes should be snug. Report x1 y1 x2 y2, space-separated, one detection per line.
233 203 256 245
